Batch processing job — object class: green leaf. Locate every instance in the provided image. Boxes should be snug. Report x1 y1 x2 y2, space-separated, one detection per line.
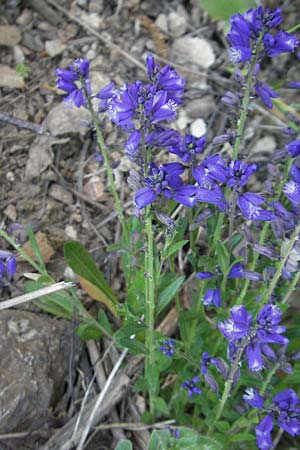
162 240 189 260
198 0 255 20
216 241 229 275
114 322 147 354
152 397 169 417
148 430 171 450
229 433 255 442
26 226 46 272
146 364 160 394
64 241 118 304
25 278 74 319
157 275 185 315
215 421 230 432
76 322 102 340
115 440 133 450
98 310 112 335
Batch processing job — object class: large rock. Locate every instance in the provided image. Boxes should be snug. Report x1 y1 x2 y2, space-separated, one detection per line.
171 36 215 68
46 103 91 136
0 310 81 433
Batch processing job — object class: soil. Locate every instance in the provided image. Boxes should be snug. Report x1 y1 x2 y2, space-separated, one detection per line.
0 0 300 449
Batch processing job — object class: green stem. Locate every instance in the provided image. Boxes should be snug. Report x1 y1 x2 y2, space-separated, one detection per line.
237 157 294 305
145 207 156 414
208 340 247 434
0 228 43 274
282 271 300 305
85 95 130 246
260 223 300 306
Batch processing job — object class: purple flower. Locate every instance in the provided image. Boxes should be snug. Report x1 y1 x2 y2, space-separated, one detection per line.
289 81 300 89
263 31 298 57
159 339 175 358
196 271 214 280
255 80 279 109
169 134 206 163
97 81 116 109
134 163 196 209
125 131 141 160
219 304 289 371
193 155 228 187
286 140 300 157
227 160 257 188
218 305 252 342
196 185 228 212
6 256 17 280
243 388 264 408
107 81 140 130
55 58 90 108
228 263 262 281
249 389 300 450
283 180 300 206
145 90 178 123
221 91 240 107
237 192 274 221
181 376 202 398
146 127 181 148
202 288 222 307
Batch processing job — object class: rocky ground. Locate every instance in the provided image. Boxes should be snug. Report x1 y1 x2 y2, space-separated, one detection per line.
0 0 300 449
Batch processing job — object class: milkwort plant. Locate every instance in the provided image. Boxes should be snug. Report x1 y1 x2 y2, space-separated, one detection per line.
0 4 298 450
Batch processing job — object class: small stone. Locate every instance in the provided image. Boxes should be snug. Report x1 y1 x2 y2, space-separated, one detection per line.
89 0 104 13
89 71 110 93
83 176 105 201
0 26 21 46
65 224 77 240
6 171 15 182
4 204 17 222
155 14 168 34
185 95 217 119
176 109 190 130
49 184 74 205
46 103 91 136
16 9 33 26
168 7 188 38
25 135 54 180
45 39 66 57
80 12 102 29
0 65 24 89
13 45 25 63
172 37 215 68
190 118 207 138
64 266 77 281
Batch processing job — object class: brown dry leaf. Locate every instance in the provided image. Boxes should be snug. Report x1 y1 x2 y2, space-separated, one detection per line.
18 231 55 264
140 15 168 59
79 277 117 317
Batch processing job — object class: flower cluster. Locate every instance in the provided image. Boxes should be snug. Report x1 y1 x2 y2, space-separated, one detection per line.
218 304 289 371
0 251 17 283
244 388 300 450
55 58 90 108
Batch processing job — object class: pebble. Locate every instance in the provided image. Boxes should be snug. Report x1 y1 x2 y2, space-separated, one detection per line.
0 65 24 89
155 14 168 34
25 136 54 180
190 118 207 138
0 25 21 46
46 103 91 136
89 71 110 94
83 176 105 201
80 12 102 29
65 225 77 240
172 36 215 68
176 109 190 130
6 171 15 182
49 184 74 205
45 39 66 57
185 95 217 119
16 8 33 26
13 45 25 63
4 204 17 222
168 6 188 38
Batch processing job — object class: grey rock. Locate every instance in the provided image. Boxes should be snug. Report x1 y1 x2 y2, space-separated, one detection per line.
171 36 215 68
168 6 188 38
155 14 168 34
0 65 24 89
0 25 21 46
0 310 80 433
46 103 91 136
49 183 74 204
45 39 66 57
25 135 54 180
185 95 217 119
190 118 207 138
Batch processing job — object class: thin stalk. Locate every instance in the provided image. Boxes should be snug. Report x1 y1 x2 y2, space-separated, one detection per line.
260 223 300 306
282 270 300 305
237 157 293 305
169 256 181 313
145 207 156 413
0 228 43 274
211 35 264 252
208 340 247 434
85 95 130 245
